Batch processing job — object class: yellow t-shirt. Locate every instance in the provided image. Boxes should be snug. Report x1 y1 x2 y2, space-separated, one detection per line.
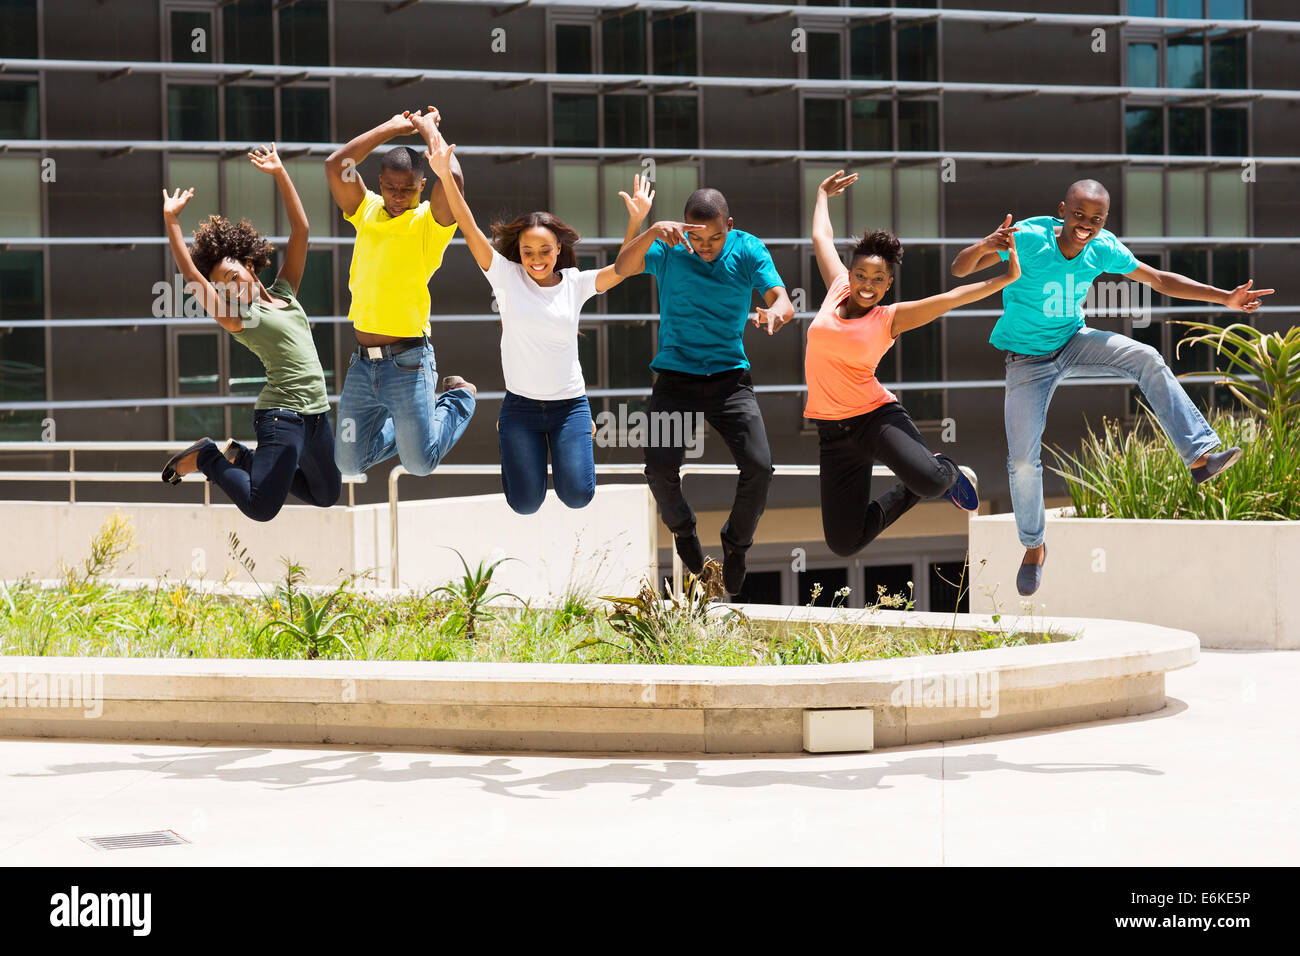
344 189 458 337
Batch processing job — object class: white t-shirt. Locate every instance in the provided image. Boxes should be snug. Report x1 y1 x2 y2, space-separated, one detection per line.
483 249 603 401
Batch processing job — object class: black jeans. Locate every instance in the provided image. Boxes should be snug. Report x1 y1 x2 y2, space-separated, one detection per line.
196 408 342 522
643 367 774 553
814 401 958 557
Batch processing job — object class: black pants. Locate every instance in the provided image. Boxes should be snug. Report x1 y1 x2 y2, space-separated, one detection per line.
196 407 342 522
643 367 774 553
815 401 958 557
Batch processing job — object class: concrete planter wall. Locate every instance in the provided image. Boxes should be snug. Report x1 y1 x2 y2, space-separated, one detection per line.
968 512 1300 650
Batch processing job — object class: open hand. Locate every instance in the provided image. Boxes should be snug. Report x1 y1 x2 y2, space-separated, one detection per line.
162 187 194 217
818 169 858 199
619 173 655 224
982 213 1018 253
248 142 284 174
1225 279 1275 313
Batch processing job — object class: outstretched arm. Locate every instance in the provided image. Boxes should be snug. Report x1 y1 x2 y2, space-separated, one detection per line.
892 242 1021 336
408 106 465 227
161 188 241 333
324 113 416 218
596 174 655 292
1126 261 1274 313
249 143 309 293
951 214 1018 277
812 169 855 290
423 130 492 272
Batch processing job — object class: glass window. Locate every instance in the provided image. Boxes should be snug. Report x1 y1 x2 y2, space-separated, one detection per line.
1210 107 1247 156
1167 0 1204 17
555 24 593 73
602 161 648 235
851 99 891 150
0 157 40 236
1209 170 1247 236
281 86 330 143
898 247 943 421
1209 35 1246 89
167 156 221 238
896 168 938 238
0 0 36 57
279 0 329 66
602 11 646 74
798 566 849 606
604 94 648 148
223 157 276 234
222 0 273 65
1169 107 1206 154
551 163 599 237
1124 169 1164 234
1128 42 1158 88
0 81 38 138
226 85 275 144
607 322 654 390
0 251 45 426
653 95 697 148
576 323 600 384
649 163 699 224
851 167 893 235
849 22 890 81
652 13 696 76
1125 106 1162 155
804 165 847 238
285 156 333 236
897 100 937 151
1127 0 1159 16
734 570 783 607
862 563 913 608
929 560 970 614
170 10 213 63
804 99 845 151
897 23 938 83
553 93 598 148
1169 248 1209 377
1208 0 1246 17
1166 38 1205 88
807 32 841 80
1167 170 1206 235
175 332 223 440
167 85 218 141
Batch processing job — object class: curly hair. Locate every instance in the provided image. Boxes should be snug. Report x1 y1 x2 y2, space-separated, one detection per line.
490 211 580 271
850 230 903 272
189 214 274 280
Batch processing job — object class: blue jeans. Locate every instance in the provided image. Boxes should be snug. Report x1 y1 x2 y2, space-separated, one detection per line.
1004 326 1221 547
197 408 341 522
497 391 595 515
334 342 476 476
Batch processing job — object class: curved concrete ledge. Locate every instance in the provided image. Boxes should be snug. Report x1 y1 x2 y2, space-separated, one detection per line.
0 605 1198 753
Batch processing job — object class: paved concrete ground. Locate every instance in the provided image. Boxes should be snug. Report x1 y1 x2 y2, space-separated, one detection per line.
1 650 1296 866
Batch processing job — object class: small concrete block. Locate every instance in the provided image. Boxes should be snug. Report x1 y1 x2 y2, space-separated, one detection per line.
802 708 874 753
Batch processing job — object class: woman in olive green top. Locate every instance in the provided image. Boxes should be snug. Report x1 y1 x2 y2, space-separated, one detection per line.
160 143 341 521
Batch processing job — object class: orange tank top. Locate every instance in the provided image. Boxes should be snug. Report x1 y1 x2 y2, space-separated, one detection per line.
803 273 899 420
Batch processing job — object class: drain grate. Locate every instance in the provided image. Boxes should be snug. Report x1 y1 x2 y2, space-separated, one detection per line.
79 830 190 851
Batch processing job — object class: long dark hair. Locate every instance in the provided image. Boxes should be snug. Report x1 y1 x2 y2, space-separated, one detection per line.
490 211 581 270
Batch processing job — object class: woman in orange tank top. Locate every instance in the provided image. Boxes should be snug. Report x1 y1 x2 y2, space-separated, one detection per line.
805 170 1020 558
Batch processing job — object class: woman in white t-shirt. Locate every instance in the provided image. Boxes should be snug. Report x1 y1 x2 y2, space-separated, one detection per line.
425 132 652 513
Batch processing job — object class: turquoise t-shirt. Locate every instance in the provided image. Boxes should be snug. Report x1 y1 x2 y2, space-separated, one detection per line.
992 215 1140 356
643 229 785 375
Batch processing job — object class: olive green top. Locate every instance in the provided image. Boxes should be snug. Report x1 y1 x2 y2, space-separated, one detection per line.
230 278 330 414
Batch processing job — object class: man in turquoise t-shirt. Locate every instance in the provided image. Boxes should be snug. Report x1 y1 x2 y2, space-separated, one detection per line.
952 179 1273 596
614 187 794 596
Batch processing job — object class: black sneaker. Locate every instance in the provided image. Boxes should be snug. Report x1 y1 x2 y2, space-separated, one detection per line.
674 532 705 576
721 540 747 596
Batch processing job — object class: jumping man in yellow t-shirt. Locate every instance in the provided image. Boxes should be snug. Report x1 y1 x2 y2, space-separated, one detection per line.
325 106 476 477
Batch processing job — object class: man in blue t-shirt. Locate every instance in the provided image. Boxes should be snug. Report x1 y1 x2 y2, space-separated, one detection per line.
952 179 1273 596
615 187 795 596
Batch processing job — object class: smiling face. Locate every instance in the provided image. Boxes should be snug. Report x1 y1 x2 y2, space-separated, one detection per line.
685 215 732 261
518 225 562 285
1056 188 1110 254
845 254 894 313
378 168 425 219
208 258 258 314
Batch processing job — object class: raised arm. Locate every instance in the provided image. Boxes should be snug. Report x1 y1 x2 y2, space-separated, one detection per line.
595 174 655 292
423 131 492 271
1126 261 1274 313
614 220 708 276
407 106 465 227
249 143 308 293
951 214 1018 277
324 113 416 218
812 169 855 289
892 241 1020 336
161 188 241 333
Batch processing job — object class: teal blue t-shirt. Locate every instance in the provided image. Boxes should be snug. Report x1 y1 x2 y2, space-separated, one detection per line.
992 215 1140 355
643 229 785 375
